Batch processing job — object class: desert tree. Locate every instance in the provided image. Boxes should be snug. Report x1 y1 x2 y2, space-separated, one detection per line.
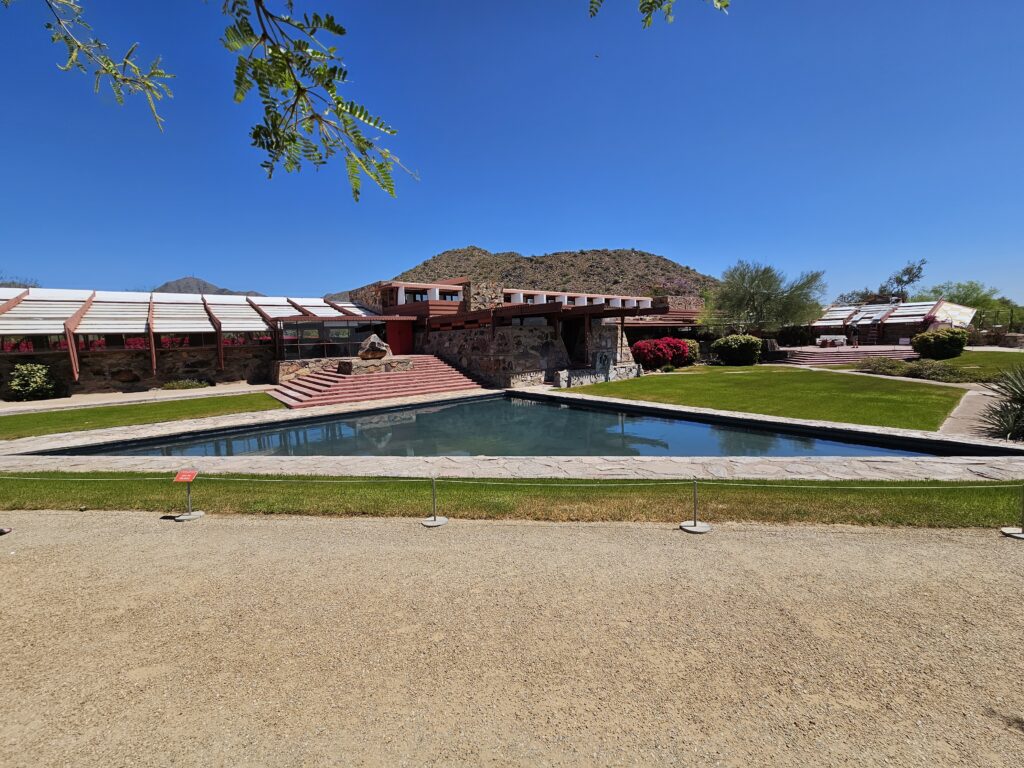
2 0 729 199
701 261 826 331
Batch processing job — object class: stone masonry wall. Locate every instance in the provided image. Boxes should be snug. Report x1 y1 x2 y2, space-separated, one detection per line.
588 320 635 370
551 320 641 388
416 326 570 388
553 364 642 388
347 283 383 313
272 355 413 383
0 347 275 397
463 281 505 312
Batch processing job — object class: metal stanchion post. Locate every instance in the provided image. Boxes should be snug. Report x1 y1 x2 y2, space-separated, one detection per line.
679 479 711 534
1000 485 1024 540
421 476 448 528
173 469 204 522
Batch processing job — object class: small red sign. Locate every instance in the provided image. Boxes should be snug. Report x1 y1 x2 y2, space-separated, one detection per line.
173 470 199 483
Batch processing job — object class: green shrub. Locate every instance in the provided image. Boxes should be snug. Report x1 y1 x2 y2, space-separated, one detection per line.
856 356 986 383
161 379 210 390
4 363 62 401
857 357 910 376
982 366 1024 441
905 359 986 383
710 334 762 366
659 364 676 373
631 338 697 370
911 327 969 360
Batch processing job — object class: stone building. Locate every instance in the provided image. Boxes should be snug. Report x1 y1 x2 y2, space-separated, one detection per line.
0 279 661 396
355 278 661 387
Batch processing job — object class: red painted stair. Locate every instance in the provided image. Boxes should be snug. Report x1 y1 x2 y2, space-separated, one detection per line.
269 355 485 408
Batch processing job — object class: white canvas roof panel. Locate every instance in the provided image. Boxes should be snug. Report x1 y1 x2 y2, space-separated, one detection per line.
932 301 977 328
881 301 937 325
77 301 150 334
251 296 292 306
334 302 373 316
0 299 86 334
850 304 895 325
813 305 857 326
207 302 271 332
26 288 93 301
202 294 250 304
255 304 299 319
152 293 205 304
152 302 214 333
93 291 151 302
298 299 345 318
0 287 26 301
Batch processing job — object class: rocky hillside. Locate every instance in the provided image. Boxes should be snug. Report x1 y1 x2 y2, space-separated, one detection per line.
329 246 715 300
153 276 263 296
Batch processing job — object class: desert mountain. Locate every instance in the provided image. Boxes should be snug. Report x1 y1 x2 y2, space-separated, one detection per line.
153 276 263 296
328 246 715 300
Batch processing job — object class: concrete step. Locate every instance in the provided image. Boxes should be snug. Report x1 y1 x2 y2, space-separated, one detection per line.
288 382 483 408
781 349 920 365
271 354 484 409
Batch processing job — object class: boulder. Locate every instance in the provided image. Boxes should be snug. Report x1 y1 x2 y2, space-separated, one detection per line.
358 334 392 360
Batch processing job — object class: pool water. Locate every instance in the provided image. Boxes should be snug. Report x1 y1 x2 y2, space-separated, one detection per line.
95 396 926 458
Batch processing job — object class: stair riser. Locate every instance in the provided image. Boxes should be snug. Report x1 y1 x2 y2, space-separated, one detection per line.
290 385 482 408
280 374 473 396
271 353 483 408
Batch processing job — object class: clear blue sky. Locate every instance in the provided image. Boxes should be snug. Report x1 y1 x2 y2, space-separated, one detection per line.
1 0 1021 300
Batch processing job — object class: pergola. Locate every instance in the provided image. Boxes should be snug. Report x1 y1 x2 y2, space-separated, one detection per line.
0 287 380 381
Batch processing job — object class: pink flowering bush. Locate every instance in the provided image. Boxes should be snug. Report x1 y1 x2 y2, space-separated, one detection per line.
631 337 697 370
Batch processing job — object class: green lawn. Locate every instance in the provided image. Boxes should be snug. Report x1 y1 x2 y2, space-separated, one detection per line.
0 472 1020 528
574 366 965 431
0 393 284 440
944 350 1024 379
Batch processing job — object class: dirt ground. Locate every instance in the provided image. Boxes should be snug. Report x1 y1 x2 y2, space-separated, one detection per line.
1 512 1023 767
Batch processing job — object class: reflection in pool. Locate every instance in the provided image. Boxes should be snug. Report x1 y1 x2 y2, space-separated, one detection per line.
85 396 925 458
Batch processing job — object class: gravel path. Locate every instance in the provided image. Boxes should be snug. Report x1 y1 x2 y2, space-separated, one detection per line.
2 512 1023 766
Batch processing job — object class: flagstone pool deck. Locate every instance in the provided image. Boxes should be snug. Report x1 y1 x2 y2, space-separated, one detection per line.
0 387 1022 481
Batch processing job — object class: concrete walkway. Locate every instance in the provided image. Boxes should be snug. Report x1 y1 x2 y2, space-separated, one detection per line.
0 381 275 416
941 389 1000 437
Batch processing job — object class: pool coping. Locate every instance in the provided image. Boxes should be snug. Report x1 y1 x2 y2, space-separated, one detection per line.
0 387 1021 481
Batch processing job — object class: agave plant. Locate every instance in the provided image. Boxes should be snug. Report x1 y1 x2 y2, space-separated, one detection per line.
981 365 1024 441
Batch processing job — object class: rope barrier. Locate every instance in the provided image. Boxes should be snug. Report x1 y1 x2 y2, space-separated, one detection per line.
0 474 1020 491
1 471 1020 536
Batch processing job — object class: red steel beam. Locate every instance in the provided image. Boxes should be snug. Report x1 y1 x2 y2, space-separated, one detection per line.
62 291 95 383
147 294 157 375
286 299 316 317
324 298 357 316
201 297 225 371
0 289 29 315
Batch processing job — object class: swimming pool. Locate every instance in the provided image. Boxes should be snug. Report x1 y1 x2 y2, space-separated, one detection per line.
71 395 937 458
